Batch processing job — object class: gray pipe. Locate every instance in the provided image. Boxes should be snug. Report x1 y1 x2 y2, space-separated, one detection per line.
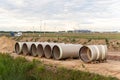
53 44 83 60
79 45 108 63
44 43 64 59
37 42 48 57
79 45 97 63
31 42 41 57
22 42 34 55
15 42 25 54
97 45 108 60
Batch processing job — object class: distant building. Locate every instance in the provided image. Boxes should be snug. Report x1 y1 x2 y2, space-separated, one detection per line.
67 30 91 33
58 31 66 33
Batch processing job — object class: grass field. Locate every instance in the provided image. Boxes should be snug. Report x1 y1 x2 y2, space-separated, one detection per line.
0 53 118 80
1 32 120 40
13 32 120 40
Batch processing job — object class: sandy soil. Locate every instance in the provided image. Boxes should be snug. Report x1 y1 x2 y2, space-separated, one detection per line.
0 36 16 53
86 39 106 45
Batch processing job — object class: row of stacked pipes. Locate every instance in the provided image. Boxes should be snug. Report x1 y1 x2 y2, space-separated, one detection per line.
15 42 107 63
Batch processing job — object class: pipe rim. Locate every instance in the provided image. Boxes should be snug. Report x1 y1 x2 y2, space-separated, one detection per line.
79 46 93 63
88 46 95 61
44 45 52 58
53 45 62 60
93 45 100 60
15 42 21 54
101 45 107 60
22 43 29 55
31 44 37 57
101 45 105 60
37 44 44 57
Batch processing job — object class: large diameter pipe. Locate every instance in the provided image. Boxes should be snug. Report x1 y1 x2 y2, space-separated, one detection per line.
31 42 41 57
79 45 98 63
53 44 83 60
97 45 107 60
22 42 34 55
44 43 64 59
79 45 108 63
37 42 48 57
15 42 25 54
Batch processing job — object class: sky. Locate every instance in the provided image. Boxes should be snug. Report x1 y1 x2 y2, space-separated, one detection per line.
0 0 120 31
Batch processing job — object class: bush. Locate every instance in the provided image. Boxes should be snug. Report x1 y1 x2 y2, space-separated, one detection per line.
70 38 76 43
0 54 36 80
105 38 109 46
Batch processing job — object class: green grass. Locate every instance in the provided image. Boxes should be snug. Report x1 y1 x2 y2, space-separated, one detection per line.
11 32 120 40
2 32 120 40
0 53 118 80
43 33 120 39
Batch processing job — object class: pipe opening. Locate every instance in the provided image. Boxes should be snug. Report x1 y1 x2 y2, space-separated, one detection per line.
15 43 21 54
37 44 44 57
31 44 37 57
22 44 29 55
53 46 61 60
79 46 92 62
44 45 52 58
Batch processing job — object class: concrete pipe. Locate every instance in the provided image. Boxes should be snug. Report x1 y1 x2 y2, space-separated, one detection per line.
79 45 108 63
79 45 98 63
22 42 34 55
97 45 107 60
15 42 25 54
31 42 41 57
37 42 48 57
53 44 83 60
44 43 64 59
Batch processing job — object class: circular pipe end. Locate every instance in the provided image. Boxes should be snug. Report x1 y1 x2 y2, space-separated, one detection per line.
37 44 44 57
15 42 21 54
79 46 92 63
31 44 38 57
53 45 61 60
22 43 29 55
44 45 52 59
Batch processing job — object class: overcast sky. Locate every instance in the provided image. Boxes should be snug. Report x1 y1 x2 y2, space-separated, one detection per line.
0 0 120 31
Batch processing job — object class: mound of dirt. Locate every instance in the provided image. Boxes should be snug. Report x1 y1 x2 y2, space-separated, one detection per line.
86 39 106 45
108 39 120 51
0 36 16 53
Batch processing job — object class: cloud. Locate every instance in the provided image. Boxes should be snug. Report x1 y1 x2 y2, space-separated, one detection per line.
0 0 120 31
7 0 25 7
